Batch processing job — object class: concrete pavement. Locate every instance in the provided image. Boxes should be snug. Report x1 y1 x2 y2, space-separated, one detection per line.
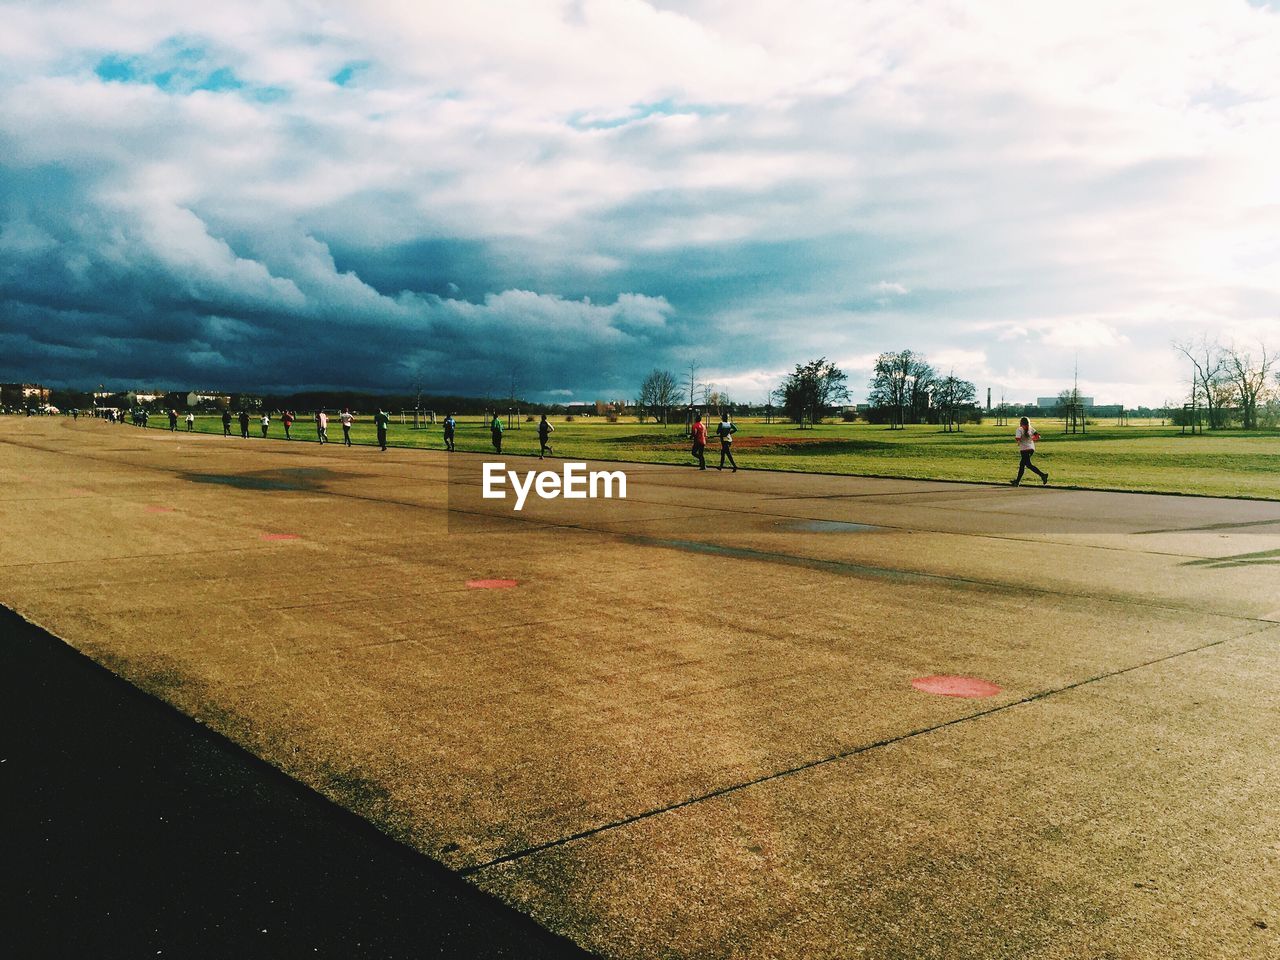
3 416 1278 958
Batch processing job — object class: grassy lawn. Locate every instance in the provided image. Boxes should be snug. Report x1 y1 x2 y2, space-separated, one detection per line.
149 415 1280 500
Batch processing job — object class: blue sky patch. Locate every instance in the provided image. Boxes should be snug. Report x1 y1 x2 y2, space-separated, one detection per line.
91 41 272 99
330 61 370 87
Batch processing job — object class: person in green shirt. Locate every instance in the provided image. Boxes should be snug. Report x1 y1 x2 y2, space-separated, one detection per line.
490 412 503 454
374 408 390 451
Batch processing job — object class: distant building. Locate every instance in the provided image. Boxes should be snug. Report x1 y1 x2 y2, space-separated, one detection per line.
1037 395 1094 409
186 391 231 408
1 383 51 406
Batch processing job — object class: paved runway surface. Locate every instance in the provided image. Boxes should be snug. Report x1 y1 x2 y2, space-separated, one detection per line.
4 417 1279 958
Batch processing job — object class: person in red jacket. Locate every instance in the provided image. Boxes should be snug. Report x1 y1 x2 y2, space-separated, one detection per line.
690 413 707 470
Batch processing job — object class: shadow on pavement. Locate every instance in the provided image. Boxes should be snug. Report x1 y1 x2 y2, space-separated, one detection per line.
1 605 595 960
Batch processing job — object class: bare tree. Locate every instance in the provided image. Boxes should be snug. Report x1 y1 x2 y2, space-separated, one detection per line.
685 361 701 409
935 372 977 433
637 369 680 426
869 350 935 429
1174 336 1226 429
1222 342 1275 430
707 389 731 414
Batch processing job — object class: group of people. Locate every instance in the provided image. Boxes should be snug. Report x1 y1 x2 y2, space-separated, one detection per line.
479 412 556 460
110 405 1050 485
210 407 393 450
689 413 738 471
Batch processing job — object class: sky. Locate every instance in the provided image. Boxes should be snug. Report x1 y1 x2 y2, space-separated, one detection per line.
1 0 1278 406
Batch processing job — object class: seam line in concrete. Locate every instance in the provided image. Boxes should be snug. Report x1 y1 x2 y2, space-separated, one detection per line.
461 621 1280 876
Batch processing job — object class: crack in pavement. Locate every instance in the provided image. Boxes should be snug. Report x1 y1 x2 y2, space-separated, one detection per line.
461 621 1280 876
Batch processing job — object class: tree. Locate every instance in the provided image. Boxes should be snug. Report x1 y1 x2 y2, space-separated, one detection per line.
868 350 935 428
1222 342 1275 430
934 373 977 432
707 389 731 414
1174 337 1227 429
684 361 701 409
637 369 680 426
780 357 849 427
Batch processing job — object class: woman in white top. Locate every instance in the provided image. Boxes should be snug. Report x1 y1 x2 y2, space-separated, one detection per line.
1012 417 1049 486
260 413 271 438
340 408 355 447
185 411 194 432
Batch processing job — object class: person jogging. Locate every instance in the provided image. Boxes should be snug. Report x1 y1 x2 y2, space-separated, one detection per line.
222 409 232 437
282 410 294 440
260 412 271 438
340 408 355 447
185 411 194 432
374 408 390 451
715 413 738 471
690 413 707 470
537 414 554 459
315 410 328 444
490 411 503 454
168 408 178 431
442 413 456 451
1011 417 1049 486
238 409 250 439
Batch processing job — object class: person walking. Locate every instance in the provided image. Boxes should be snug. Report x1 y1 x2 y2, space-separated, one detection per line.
340 407 355 447
238 409 250 439
537 414 554 459
222 409 232 437
315 410 328 444
282 410 294 440
715 413 738 471
168 408 178 431
490 411 504 454
185 411 194 432
260 412 271 438
1011 417 1049 486
442 413 456 451
374 407 390 451
690 413 707 470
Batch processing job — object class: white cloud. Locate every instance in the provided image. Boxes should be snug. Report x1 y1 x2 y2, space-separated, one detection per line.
869 281 908 296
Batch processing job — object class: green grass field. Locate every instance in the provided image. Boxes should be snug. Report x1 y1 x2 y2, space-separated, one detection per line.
147 415 1280 500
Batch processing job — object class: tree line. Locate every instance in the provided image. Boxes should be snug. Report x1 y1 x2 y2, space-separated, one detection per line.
637 350 980 431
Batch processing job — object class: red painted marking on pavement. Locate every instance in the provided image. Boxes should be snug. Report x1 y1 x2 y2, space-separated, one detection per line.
466 579 518 589
145 506 175 513
261 533 300 541
911 675 1003 698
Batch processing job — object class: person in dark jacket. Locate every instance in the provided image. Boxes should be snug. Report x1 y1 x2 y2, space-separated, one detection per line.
715 413 738 472
490 412 503 454
537 414 554 459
